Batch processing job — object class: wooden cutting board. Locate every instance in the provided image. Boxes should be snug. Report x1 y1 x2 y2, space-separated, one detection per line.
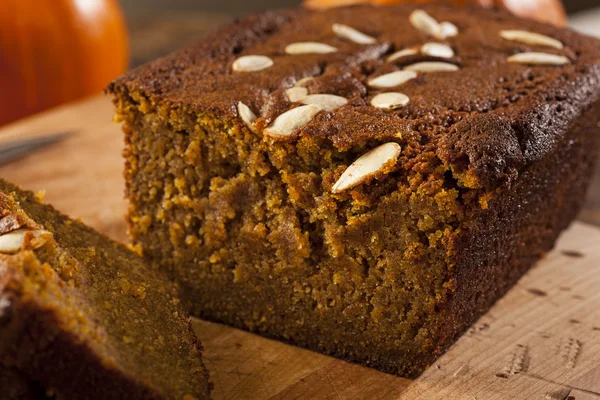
1 95 600 400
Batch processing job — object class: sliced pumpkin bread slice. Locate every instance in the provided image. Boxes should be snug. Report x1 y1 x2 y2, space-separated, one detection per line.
0 179 211 400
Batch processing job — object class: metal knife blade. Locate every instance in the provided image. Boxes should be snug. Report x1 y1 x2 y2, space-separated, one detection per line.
0 132 73 166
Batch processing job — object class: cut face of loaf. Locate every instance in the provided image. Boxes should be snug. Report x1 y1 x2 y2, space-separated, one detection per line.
0 179 211 400
109 3 600 377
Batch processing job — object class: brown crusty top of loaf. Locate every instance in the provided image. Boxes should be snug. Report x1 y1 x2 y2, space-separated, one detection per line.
109 3 600 190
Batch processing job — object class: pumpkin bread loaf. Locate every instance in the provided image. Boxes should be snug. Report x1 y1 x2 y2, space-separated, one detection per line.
109 3 600 377
0 179 211 399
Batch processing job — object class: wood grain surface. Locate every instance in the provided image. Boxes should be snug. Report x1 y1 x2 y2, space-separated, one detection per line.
0 96 600 399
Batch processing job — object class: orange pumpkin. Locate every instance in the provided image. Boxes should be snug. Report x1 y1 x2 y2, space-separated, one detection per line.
304 0 567 27
0 0 129 127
